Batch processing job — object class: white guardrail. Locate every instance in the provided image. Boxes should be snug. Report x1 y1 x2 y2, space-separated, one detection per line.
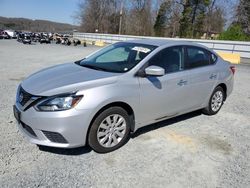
73 32 250 59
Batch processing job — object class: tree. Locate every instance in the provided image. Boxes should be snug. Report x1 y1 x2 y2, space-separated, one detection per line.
78 0 120 33
236 0 250 34
154 1 171 36
179 0 210 38
207 7 225 35
76 0 236 40
179 0 193 37
125 0 153 36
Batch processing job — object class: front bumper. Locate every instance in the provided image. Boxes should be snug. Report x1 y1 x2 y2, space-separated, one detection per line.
14 103 93 148
23 40 31 43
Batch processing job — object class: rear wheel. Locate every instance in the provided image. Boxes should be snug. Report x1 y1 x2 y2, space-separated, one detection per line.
202 86 225 115
88 107 130 153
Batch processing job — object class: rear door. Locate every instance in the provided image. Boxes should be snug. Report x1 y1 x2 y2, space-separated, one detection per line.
184 46 218 108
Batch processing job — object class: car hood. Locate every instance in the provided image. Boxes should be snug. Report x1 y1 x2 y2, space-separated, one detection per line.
21 63 120 96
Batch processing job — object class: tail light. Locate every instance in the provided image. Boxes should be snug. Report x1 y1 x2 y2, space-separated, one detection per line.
230 66 236 75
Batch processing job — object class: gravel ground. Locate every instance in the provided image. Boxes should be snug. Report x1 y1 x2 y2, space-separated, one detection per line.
0 40 250 188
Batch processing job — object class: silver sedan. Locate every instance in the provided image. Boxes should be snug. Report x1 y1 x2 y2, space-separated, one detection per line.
13 39 235 153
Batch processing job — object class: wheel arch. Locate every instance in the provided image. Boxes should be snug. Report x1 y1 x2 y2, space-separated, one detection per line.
216 83 227 100
86 101 135 144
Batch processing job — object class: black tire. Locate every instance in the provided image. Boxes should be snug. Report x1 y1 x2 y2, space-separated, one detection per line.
88 107 131 153
202 86 225 115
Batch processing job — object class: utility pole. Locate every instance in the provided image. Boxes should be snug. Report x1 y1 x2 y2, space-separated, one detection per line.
118 0 123 35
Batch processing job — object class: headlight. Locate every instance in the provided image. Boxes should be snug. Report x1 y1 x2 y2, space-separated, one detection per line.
35 94 83 111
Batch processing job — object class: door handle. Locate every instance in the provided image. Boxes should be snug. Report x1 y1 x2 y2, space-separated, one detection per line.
177 80 188 86
209 74 217 79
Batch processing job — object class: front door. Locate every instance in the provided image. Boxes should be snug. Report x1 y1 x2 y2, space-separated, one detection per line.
138 46 191 125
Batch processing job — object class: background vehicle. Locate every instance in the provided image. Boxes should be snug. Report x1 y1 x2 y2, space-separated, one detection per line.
0 30 3 39
14 40 234 153
73 39 81 46
39 33 51 44
0 30 11 39
30 33 41 42
5 30 17 38
23 35 31 44
17 33 31 44
40 37 51 44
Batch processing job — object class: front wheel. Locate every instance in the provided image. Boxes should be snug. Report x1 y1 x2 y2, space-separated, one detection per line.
88 107 130 153
202 86 225 115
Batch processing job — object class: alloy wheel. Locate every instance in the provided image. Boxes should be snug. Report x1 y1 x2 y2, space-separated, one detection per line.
211 91 223 112
97 114 126 148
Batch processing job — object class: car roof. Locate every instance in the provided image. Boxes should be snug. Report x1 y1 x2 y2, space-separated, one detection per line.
124 39 207 49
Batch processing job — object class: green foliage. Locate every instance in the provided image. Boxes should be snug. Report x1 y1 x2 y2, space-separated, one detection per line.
154 1 170 37
179 6 193 38
218 24 250 41
4 23 16 28
179 0 210 38
236 0 250 34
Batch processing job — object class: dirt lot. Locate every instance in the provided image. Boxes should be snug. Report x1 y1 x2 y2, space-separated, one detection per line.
0 40 250 188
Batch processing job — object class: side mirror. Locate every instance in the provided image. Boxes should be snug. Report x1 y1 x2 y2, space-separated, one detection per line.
145 65 165 76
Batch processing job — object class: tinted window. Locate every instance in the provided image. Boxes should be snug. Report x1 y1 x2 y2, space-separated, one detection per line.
148 46 184 73
186 47 210 69
210 53 217 64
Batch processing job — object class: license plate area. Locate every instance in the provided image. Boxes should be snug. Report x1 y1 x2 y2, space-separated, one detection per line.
13 105 21 123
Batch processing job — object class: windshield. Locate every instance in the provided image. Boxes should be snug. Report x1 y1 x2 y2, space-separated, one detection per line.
79 42 157 73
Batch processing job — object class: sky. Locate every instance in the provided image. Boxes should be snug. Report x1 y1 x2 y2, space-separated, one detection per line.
0 0 239 27
0 0 80 25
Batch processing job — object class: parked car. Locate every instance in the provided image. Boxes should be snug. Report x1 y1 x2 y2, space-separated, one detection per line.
5 30 17 39
73 39 81 46
30 33 41 42
17 33 22 42
40 37 51 44
13 40 235 153
55 37 61 44
60 37 71 45
23 35 31 44
38 32 51 44
18 33 31 44
0 31 11 39
0 30 3 39
53 33 63 44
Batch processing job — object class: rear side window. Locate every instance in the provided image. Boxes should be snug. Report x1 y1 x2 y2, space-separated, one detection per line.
186 47 210 69
210 53 217 64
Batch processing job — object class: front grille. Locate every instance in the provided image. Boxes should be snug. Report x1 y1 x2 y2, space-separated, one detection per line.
18 87 42 111
21 122 37 137
19 87 33 106
42 131 68 143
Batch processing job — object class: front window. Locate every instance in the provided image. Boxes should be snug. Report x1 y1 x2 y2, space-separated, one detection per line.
79 42 157 73
148 46 184 73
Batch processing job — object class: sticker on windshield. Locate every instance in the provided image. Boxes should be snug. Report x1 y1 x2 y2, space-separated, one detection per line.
132 46 151 53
